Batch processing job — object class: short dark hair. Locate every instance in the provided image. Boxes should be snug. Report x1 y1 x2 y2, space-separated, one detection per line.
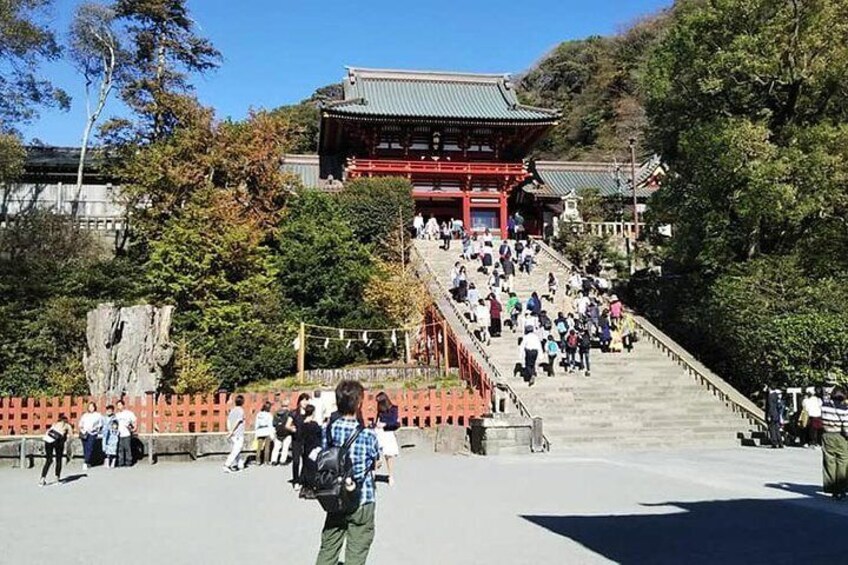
106 404 114 411
262 400 272 412
235 394 244 407
304 404 316 417
297 392 311 404
336 380 364 416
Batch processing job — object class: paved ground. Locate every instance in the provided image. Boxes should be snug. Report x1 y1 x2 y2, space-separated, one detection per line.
1 446 845 565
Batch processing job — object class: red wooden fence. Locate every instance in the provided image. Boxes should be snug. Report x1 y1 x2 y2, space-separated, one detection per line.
0 387 490 436
0 306 495 436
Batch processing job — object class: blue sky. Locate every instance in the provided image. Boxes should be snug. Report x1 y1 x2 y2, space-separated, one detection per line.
25 0 671 146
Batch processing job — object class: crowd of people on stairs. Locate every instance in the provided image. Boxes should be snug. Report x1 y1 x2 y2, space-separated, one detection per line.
440 224 637 387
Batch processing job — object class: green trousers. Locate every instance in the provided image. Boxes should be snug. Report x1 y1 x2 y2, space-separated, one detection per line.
822 432 848 495
315 503 375 565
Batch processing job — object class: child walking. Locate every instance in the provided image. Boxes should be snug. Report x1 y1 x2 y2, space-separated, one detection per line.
102 419 120 468
545 335 560 377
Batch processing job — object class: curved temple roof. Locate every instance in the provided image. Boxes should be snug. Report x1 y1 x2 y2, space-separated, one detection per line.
323 67 559 123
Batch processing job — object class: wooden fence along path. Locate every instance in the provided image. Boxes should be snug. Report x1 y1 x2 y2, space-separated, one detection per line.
0 307 494 436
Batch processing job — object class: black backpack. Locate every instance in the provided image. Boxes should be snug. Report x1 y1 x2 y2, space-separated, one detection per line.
273 409 291 439
314 425 364 514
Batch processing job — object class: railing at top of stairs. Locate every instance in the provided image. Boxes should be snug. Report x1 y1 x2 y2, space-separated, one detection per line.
410 243 550 452
533 238 767 430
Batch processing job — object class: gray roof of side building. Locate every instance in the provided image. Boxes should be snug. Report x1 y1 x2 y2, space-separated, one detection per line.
281 154 343 192
524 155 663 199
24 146 107 171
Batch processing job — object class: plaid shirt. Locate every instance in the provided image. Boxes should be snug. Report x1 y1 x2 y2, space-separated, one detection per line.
324 417 380 506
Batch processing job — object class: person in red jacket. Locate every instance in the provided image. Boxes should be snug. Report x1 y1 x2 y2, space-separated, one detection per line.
488 293 503 338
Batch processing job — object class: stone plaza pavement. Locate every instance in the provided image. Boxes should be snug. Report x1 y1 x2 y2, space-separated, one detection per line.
1 447 846 564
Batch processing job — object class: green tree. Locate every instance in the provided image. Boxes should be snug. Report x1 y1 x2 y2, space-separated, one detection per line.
337 176 415 256
632 0 848 394
111 0 220 142
0 212 131 395
276 190 375 324
0 0 69 130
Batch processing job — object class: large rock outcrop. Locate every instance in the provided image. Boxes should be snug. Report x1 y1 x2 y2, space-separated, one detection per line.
84 303 175 396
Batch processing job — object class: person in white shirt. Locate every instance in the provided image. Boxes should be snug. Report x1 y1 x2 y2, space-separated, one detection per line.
475 299 492 346
254 401 274 465
425 216 439 240
522 310 538 334
568 272 583 296
576 293 591 317
225 395 246 472
803 389 824 447
482 229 493 246
78 402 103 470
413 213 424 239
521 329 543 386
449 262 461 291
115 400 137 467
309 392 327 426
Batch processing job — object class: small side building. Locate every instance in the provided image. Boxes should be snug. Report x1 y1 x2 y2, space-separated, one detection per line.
1 146 124 232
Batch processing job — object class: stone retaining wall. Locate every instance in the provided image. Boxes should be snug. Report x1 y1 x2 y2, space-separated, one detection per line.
0 426 462 468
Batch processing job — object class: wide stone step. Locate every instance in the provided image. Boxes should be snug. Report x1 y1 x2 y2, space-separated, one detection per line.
545 427 745 440
416 240 757 452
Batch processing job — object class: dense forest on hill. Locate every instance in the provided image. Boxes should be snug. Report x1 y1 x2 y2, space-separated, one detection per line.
517 12 671 161
271 83 342 154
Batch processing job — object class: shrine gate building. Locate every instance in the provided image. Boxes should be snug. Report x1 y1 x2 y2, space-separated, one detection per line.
315 67 560 237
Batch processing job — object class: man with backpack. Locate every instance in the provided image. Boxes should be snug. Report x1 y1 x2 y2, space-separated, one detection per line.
315 380 380 565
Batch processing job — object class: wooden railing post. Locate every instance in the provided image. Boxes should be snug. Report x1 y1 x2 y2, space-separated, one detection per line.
442 319 450 374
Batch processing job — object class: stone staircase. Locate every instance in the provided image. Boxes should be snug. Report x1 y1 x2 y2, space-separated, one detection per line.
414 238 761 451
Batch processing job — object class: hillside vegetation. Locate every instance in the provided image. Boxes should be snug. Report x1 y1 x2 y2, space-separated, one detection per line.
517 12 671 161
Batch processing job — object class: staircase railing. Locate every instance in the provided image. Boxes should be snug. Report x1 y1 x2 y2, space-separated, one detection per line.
410 244 550 452
533 239 766 429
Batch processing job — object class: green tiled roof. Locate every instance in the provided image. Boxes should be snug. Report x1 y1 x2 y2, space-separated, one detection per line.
324 67 559 123
527 156 662 199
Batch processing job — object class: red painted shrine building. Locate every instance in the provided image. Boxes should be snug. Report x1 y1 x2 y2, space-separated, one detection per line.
313 67 560 236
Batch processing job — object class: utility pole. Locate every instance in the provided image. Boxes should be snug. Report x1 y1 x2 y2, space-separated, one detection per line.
629 138 639 241
297 322 306 383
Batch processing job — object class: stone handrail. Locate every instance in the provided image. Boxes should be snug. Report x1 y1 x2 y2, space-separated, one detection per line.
410 244 550 451
533 238 766 429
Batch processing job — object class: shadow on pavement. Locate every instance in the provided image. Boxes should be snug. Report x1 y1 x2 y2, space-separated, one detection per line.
764 482 827 499
60 474 88 484
522 497 848 564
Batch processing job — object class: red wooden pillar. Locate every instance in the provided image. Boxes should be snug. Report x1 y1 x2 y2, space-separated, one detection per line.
461 190 471 233
499 191 509 239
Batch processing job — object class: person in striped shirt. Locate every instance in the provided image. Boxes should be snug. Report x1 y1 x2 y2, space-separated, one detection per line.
821 386 848 499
